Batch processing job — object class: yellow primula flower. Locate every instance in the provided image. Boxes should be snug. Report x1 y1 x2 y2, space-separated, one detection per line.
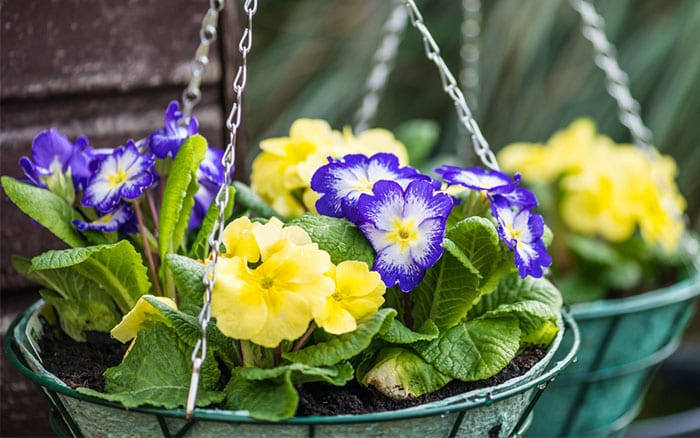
212 217 335 348
111 296 177 343
340 126 409 165
315 261 386 335
251 119 340 217
222 216 261 262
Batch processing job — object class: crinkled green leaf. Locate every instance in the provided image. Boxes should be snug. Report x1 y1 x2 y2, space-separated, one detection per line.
78 322 223 409
189 186 236 261
380 319 439 344
159 134 207 297
165 254 205 316
282 308 396 366
360 347 452 399
469 273 562 346
415 317 520 381
232 181 283 219
223 362 354 421
39 288 120 341
27 241 149 314
289 214 375 267
1 176 86 248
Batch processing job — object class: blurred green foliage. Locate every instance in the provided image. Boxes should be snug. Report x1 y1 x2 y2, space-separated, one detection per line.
245 0 700 230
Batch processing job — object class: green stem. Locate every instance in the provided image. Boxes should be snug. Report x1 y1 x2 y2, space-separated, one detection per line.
145 190 160 237
292 322 317 352
133 201 163 296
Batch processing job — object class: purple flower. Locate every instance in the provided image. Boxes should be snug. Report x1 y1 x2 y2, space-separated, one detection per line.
72 204 135 233
311 153 430 223
435 165 520 195
358 179 453 292
81 141 156 213
189 147 227 230
492 187 538 209
491 199 552 278
145 101 199 159
19 129 95 191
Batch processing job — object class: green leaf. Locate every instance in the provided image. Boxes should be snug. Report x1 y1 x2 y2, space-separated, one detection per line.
232 181 283 219
189 185 236 261
28 241 150 313
223 362 353 421
360 347 452 399
380 319 439 344
165 254 205 316
566 234 620 266
283 308 396 366
415 317 521 381
39 288 120 342
159 134 208 296
394 119 440 166
469 273 562 346
289 214 375 267
1 176 86 248
78 322 223 409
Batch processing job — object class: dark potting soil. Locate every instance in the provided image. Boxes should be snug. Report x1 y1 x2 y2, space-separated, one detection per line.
40 330 545 417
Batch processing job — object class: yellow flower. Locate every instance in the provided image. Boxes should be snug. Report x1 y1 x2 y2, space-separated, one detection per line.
340 126 409 165
111 296 177 343
212 217 335 347
251 119 339 217
314 261 386 335
222 216 261 262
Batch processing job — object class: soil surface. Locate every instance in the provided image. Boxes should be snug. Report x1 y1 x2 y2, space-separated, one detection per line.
40 330 545 416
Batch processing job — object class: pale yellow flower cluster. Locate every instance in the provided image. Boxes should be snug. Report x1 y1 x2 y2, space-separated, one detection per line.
251 119 409 217
498 119 686 252
211 217 386 348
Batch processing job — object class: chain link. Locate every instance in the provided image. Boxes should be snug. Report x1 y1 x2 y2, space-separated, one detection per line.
185 0 258 420
354 1 408 133
181 0 226 123
404 0 499 170
460 0 480 114
570 0 654 152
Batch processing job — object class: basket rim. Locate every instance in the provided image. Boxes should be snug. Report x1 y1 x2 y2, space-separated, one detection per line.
5 299 579 425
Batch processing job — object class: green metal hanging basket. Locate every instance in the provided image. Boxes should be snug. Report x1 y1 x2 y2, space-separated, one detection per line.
6 300 579 437
527 266 700 437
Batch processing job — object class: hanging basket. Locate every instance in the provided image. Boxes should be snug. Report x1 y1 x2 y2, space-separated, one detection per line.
527 265 700 437
6 300 578 437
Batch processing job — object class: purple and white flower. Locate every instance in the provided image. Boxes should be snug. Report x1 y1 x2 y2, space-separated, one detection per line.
19 129 95 192
81 140 156 213
491 198 552 278
72 204 135 233
435 165 520 195
189 147 227 230
357 179 453 292
145 101 199 159
311 153 430 223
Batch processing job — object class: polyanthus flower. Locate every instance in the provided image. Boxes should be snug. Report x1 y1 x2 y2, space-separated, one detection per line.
492 198 552 278
435 165 520 195
111 295 178 343
189 147 227 230
72 203 135 233
311 153 430 223
145 101 199 159
358 179 453 292
314 261 386 335
212 217 335 348
81 140 156 213
19 129 96 200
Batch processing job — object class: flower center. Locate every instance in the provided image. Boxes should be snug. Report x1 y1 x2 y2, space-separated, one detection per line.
387 218 418 250
352 175 374 194
108 167 129 188
260 277 274 289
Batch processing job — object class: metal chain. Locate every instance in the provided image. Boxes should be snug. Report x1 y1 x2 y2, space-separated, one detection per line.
354 0 408 133
181 0 226 123
404 0 499 171
460 0 480 114
185 0 258 420
570 0 654 152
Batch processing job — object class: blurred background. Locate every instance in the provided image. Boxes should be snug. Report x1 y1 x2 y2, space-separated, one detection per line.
2 0 699 435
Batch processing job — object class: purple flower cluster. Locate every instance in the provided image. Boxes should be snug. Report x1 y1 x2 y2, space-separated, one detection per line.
435 166 552 278
311 154 453 292
18 101 224 234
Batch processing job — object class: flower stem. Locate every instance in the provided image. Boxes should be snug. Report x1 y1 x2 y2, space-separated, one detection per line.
145 190 159 237
292 322 317 352
133 201 163 296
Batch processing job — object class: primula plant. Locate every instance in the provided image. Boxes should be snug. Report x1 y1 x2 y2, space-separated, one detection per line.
3 114 563 421
498 118 691 303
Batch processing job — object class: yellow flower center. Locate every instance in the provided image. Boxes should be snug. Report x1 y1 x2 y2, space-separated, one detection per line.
505 223 522 241
260 277 274 289
108 167 129 187
352 175 374 194
387 218 418 250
